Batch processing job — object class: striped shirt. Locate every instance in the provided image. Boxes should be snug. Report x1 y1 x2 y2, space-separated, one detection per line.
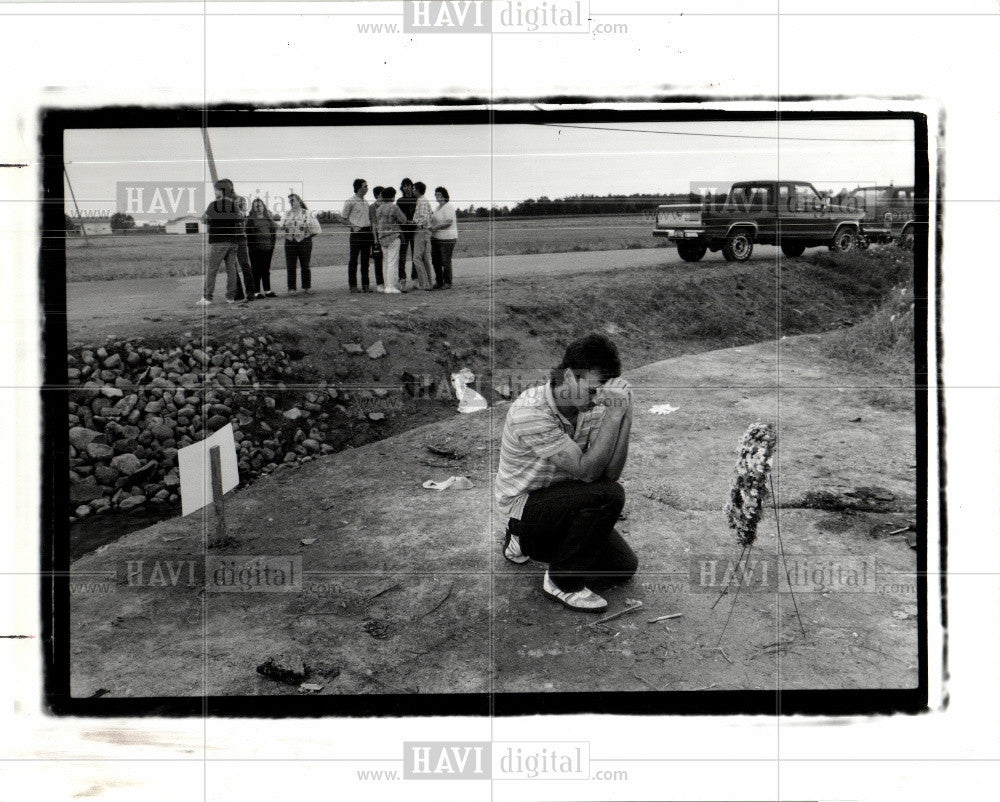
413 195 433 228
495 380 607 519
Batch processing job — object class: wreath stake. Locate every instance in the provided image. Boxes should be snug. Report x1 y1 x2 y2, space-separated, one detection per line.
715 423 807 646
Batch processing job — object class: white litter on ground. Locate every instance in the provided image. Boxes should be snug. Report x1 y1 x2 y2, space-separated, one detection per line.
422 476 475 491
649 404 679 415
451 367 488 413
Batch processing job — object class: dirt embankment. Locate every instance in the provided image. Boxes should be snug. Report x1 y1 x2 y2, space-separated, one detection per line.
69 248 912 555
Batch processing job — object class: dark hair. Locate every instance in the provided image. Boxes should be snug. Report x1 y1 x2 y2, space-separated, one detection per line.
372 185 384 198
414 181 426 195
248 198 273 221
550 333 622 387
214 178 234 197
400 177 413 188
288 193 307 210
435 186 450 201
382 186 396 200
353 178 366 193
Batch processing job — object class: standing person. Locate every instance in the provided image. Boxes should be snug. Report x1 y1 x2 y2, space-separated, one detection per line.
368 186 385 292
495 334 637 612
233 194 254 303
197 178 242 306
396 177 418 290
375 186 408 294
246 198 277 298
410 181 435 290
279 193 321 294
429 186 458 289
339 178 374 293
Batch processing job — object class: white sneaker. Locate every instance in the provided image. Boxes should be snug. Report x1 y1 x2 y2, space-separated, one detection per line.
196 297 212 306
384 286 402 294
503 531 530 565
542 570 608 613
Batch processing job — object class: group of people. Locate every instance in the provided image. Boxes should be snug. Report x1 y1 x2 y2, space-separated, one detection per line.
198 176 458 305
337 177 459 294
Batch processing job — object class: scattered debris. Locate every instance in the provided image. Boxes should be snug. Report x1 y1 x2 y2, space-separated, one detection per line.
366 340 388 359
363 619 393 639
451 367 488 414
422 476 475 491
647 613 683 624
299 683 324 693
649 404 679 415
256 654 308 685
588 599 643 627
426 444 466 460
341 343 364 354
300 538 316 546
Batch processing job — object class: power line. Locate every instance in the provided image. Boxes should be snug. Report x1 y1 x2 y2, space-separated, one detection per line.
528 121 913 143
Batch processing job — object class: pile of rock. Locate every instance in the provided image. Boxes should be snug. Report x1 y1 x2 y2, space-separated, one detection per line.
66 333 377 522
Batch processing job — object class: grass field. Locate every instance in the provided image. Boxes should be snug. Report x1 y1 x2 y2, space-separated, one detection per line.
66 214 667 282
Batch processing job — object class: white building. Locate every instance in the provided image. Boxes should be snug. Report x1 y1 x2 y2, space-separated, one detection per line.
80 221 112 236
165 215 204 235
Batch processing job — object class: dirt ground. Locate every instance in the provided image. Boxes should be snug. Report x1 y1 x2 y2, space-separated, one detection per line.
68 333 918 697
66 249 912 554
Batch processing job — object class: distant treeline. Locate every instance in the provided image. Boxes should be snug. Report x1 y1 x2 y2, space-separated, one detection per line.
452 193 700 219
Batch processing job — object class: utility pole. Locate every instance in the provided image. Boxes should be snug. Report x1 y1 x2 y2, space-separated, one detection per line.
202 126 219 185
63 165 89 246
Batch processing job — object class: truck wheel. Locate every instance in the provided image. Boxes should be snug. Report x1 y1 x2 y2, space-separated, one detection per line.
897 226 914 250
676 241 707 262
722 230 754 262
829 227 857 254
780 242 806 258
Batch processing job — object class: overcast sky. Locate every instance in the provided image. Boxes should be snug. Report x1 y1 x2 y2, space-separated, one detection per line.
64 119 915 218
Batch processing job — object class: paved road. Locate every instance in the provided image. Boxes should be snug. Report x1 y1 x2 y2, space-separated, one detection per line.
64 246 782 323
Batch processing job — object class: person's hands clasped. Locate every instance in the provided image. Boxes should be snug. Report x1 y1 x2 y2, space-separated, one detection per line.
595 377 633 418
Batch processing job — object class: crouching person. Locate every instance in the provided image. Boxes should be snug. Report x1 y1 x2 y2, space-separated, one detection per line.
495 333 637 613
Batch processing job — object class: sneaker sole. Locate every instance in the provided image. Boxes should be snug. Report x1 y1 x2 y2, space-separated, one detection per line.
542 587 608 613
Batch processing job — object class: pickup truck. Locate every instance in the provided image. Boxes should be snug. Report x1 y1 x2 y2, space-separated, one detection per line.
847 185 916 249
652 180 865 262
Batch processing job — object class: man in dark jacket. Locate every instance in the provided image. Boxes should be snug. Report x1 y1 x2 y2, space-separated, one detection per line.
396 177 418 290
198 178 243 305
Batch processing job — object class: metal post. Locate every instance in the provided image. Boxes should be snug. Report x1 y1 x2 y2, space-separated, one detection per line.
63 166 89 246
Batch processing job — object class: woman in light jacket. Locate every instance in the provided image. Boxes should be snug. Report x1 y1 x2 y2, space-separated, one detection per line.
374 186 408 294
246 198 277 298
279 193 322 294
429 186 458 289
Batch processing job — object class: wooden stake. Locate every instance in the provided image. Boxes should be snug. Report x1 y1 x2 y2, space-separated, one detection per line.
209 445 226 542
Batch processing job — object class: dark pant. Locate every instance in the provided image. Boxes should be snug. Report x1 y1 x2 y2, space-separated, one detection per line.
249 248 273 293
398 229 415 281
348 228 373 289
371 241 384 286
431 238 457 287
235 243 253 301
508 480 637 593
285 237 313 290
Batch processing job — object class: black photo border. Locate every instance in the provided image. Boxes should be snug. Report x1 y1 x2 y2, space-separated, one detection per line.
40 101 936 718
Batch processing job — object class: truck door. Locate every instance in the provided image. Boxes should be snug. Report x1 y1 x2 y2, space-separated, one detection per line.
729 182 774 243
779 182 828 243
